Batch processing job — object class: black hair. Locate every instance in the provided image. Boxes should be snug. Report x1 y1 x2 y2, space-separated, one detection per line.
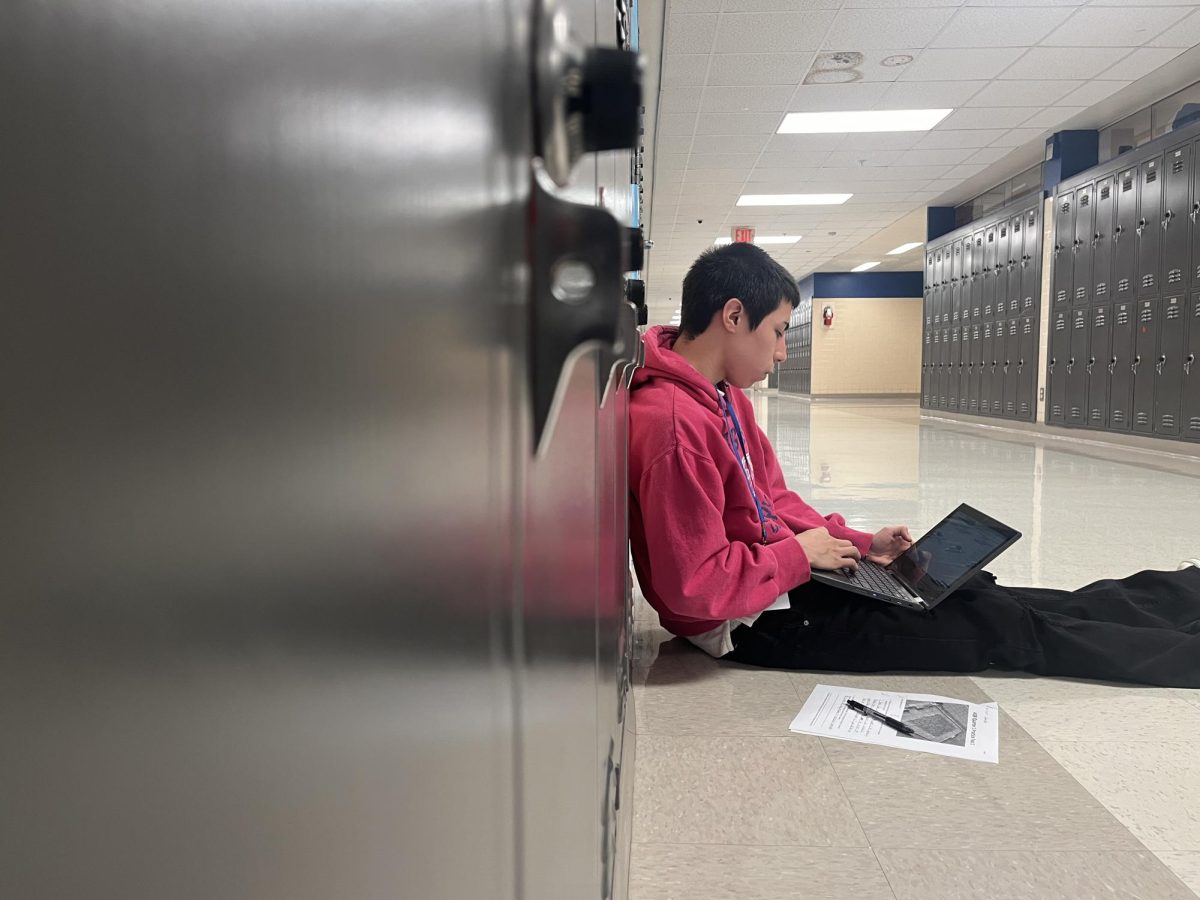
679 242 800 337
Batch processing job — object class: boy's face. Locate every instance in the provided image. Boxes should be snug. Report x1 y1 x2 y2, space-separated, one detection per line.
725 298 791 389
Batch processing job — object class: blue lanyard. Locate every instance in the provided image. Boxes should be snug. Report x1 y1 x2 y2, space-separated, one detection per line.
722 391 769 544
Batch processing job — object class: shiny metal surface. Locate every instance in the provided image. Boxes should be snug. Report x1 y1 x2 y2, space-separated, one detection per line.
1 1 532 897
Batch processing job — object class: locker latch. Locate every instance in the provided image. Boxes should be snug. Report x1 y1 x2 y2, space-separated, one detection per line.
1086 357 1095 375
1066 357 1075 374
1136 218 1147 237
1108 357 1118 375
1156 354 1167 376
1192 202 1200 224
1132 355 1141 374
1186 354 1195 375
1163 210 1173 230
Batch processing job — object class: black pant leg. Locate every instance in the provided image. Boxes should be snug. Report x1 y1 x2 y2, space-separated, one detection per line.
1014 566 1200 631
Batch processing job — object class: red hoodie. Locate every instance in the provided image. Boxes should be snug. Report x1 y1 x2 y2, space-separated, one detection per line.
629 326 874 637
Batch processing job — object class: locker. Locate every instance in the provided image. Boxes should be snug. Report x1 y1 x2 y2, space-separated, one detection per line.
925 249 935 295
1067 308 1089 425
1155 294 1186 436
1136 156 1163 296
1131 297 1157 433
980 320 997 415
1020 207 1041 313
1109 301 1136 431
934 247 945 290
1183 294 1200 440
1113 167 1138 301
1016 316 1037 420
969 323 982 413
951 243 963 325
982 225 997 319
971 230 986 320
1006 215 1022 315
948 327 961 409
963 234 974 314
931 329 942 407
1047 309 1069 425
921 332 931 406
1002 317 1020 417
1052 190 1074 307
995 220 1010 318
1072 182 1094 306
1092 176 1115 303
941 327 952 408
959 325 972 411
1086 305 1112 428
1162 144 1191 291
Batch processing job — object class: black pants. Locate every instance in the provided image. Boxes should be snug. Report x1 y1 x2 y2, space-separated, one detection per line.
726 567 1200 688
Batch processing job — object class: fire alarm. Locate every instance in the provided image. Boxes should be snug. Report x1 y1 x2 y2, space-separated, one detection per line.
822 305 834 327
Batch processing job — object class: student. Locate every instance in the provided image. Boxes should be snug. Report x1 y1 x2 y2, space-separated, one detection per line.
628 243 1200 688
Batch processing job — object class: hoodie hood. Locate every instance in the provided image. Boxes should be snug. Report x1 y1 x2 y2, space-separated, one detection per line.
631 325 722 414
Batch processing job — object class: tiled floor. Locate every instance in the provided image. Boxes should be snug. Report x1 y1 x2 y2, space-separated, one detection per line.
629 396 1200 899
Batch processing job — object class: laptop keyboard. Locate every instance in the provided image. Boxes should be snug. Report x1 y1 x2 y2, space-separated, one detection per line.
847 560 910 599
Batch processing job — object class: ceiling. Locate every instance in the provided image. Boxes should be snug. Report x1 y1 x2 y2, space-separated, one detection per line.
637 0 1200 322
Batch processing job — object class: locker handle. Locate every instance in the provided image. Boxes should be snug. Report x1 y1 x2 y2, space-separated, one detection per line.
1091 232 1101 247
1186 353 1195 375
1049 357 1056 374
1072 238 1081 254
1066 357 1075 374
1017 359 1024 373
1003 360 1010 374
1156 354 1167 375
1131 354 1141 374
1114 225 1123 242
1191 202 1199 224
1163 210 1173 230
1053 244 1062 258
1086 357 1095 374
1108 356 1117 375
1136 217 1147 236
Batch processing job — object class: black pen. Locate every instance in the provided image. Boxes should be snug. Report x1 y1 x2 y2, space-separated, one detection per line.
845 699 916 736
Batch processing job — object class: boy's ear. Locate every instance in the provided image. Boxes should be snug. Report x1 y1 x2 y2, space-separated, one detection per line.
721 297 744 333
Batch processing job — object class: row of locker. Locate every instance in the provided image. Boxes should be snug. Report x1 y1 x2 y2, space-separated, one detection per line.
1052 139 1200 312
921 316 1038 420
1046 295 1200 439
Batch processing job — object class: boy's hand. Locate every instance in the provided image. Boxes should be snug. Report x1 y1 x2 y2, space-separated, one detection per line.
797 527 862 572
869 525 914 564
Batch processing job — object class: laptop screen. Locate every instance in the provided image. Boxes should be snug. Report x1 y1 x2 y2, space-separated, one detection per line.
889 504 1021 601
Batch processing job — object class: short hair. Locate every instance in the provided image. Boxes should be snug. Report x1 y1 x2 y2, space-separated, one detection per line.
679 242 800 337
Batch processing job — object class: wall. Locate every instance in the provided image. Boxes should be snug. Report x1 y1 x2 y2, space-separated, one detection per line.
810 296 923 395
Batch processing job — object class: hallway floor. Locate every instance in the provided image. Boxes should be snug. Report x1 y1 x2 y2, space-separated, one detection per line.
629 395 1200 900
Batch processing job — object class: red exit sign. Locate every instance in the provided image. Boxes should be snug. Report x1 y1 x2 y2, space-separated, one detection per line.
731 226 756 244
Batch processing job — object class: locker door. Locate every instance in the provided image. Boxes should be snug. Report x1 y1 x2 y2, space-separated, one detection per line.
941 327 952 408
931 328 942 407
980 320 996 415
971 231 985 321
982 225 997 319
1113 166 1138 301
1020 207 1041 314
1109 301 1136 431
1006 215 1023 316
922 329 932 407
1131 297 1157 433
951 240 963 327
1051 191 1075 308
962 235 974 320
1066 307 1089 425
1163 144 1191 292
1016 315 1037 420
1047 308 1069 424
1086 305 1112 428
1137 156 1163 297
995 220 1011 318
969 323 982 413
934 247 945 294
1092 177 1115 303
1003 317 1020 417
925 249 935 297
1072 182 1095 306
948 326 960 410
1182 294 1200 440
959 325 972 411
1155 294 1186 436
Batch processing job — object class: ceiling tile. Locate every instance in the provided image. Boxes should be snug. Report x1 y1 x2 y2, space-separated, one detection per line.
665 14 719 54
764 133 846 152
673 0 722 11
756 150 834 167
899 47 1025 81
823 7 957 49
802 49 925 83
837 132 924 150
914 128 1010 149
999 126 1051 147
701 84 796 112
655 133 695 155
686 154 762 170
657 113 697 135
842 0 963 7
966 146 1014 165
897 147 976 166
1101 47 1186 80
713 11 839 53
1021 106 1086 129
693 112 783 133
1059 80 1130 107
963 0 1083 5
683 167 751 181
721 0 841 10
690 133 772 154
932 6 1073 48
821 148 906 167
661 54 711 86
653 152 691 172
706 52 816 85
787 82 892 112
939 106 1041 129
659 85 705 114
965 80 1080 107
999 47 1122 81
1042 7 1190 47
878 79 987 108
947 163 988 178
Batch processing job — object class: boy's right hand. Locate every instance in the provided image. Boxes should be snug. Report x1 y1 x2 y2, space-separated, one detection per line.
796 527 861 572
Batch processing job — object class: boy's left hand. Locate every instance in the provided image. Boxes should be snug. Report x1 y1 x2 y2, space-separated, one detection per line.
869 525 914 564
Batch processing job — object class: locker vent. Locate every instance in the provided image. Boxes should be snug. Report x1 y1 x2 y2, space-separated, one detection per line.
953 311 959 321
1189 418 1200 434
1146 169 1158 183
1169 268 1182 284
1166 303 1181 321
1070 407 1082 420
1118 278 1130 292
1010 300 1019 312
1142 274 1156 288
1014 222 1022 234
1001 227 1007 237
1112 410 1127 425
985 305 993 317
1116 308 1130 325
1075 287 1087 300
1060 202 1070 213
1097 282 1108 295
1100 185 1111 200
1024 296 1034 309
1074 316 1086 330
1023 321 1033 334
988 233 994 242
1006 401 1015 413
1056 289 1067 303
1122 175 1133 191
1173 157 1186 174
1139 306 1153 323
1080 194 1090 207
1162 415 1176 429
1027 211 1037 226
1090 409 1103 423
1136 412 1151 426
1055 317 1067 331
1010 322 1018 335
976 238 983 248
1093 310 1107 326
1052 404 1064 417
1020 402 1030 416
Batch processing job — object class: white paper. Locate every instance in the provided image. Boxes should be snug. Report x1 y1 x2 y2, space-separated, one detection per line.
789 684 1000 764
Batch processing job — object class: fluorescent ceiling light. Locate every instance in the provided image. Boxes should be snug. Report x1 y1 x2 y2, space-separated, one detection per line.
778 109 952 134
887 242 924 255
851 261 880 272
737 193 852 206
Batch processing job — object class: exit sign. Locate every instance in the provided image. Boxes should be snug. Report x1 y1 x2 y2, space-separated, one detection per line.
731 226 756 244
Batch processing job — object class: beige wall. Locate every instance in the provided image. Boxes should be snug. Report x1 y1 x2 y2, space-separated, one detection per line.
809 296 923 395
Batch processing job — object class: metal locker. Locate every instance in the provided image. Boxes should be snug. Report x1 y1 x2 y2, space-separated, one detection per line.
1131 297 1158 433
1086 305 1113 428
971 231 986 321
1162 144 1191 292
1109 301 1137 431
925 249 935 293
951 240 963 326
969 323 982 413
995 220 1011 318
1072 182 1095 306
1182 294 1200 440
1020 207 1041 313
1067 307 1090 425
982 225 998 319
922 330 932 407
1052 191 1075 307
1092 177 1115 303
941 327 953 408
949 327 961 409
1016 316 1037 420
1047 309 1070 425
980 320 996 415
963 234 975 313
934 247 945 290
931 328 942 407
1113 166 1138 301
959 325 972 411
1007 215 1022 315
1155 294 1187 436
1003 317 1020 417
1137 156 1163 297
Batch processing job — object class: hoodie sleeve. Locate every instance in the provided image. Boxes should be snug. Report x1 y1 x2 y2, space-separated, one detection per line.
636 444 812 626
756 425 874 557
